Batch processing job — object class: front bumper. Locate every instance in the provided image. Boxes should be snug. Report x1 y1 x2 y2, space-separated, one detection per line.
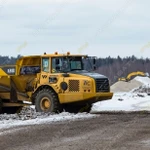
59 92 113 104
83 92 113 103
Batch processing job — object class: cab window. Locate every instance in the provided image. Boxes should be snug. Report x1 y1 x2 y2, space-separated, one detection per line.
52 58 63 73
42 58 49 72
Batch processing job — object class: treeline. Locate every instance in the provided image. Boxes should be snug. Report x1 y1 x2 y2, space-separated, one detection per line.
83 55 150 84
0 55 21 65
96 56 150 84
0 55 149 84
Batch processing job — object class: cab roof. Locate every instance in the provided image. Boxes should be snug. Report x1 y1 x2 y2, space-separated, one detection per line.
16 53 88 65
17 53 88 60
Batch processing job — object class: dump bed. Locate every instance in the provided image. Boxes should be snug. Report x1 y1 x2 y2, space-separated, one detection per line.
0 56 41 101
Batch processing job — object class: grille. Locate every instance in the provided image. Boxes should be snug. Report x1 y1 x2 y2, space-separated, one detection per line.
95 78 109 92
69 80 79 92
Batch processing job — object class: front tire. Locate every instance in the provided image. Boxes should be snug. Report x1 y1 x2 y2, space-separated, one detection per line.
63 103 92 113
35 89 61 113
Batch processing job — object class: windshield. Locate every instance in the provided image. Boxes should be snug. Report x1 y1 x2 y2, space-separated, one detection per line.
52 57 83 73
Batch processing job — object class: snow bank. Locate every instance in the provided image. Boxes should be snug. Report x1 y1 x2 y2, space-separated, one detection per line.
134 76 150 85
0 112 95 131
92 93 150 112
92 76 150 113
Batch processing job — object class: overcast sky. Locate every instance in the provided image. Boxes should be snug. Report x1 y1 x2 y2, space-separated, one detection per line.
0 0 150 58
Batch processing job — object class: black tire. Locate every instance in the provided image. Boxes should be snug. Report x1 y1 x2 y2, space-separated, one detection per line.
2 107 23 114
0 98 2 113
83 103 92 113
63 103 92 113
35 88 61 113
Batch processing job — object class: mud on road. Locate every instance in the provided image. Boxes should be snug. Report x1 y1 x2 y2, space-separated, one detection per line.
0 113 150 150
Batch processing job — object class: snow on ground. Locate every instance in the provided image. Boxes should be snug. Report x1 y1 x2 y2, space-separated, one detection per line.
0 111 96 130
92 92 150 112
92 76 150 112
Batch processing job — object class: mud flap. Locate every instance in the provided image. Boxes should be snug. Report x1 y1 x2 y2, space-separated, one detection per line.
10 78 18 102
0 98 2 112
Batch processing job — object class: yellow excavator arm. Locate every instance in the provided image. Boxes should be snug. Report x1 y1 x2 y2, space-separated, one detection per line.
118 71 149 82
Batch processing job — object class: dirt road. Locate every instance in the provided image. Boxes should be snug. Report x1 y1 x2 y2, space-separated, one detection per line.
0 113 150 150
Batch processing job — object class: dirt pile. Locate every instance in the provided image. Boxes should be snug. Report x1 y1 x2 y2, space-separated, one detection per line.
111 76 150 93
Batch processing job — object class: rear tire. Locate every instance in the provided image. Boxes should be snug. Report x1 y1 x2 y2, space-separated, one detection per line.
35 88 62 113
2 107 23 114
0 98 2 113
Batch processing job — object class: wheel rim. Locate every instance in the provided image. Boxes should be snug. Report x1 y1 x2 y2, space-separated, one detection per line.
40 97 51 110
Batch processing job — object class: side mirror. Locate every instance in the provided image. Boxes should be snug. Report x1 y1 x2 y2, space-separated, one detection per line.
93 58 96 65
93 58 96 71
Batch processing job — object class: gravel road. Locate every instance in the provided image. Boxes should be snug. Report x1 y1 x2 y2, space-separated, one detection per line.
1 113 150 150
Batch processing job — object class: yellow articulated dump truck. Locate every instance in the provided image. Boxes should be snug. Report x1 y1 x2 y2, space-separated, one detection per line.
0 52 113 113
